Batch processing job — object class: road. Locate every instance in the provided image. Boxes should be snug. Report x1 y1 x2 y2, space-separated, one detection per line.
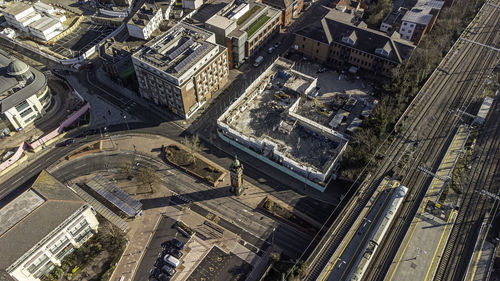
48 150 312 258
303 0 500 280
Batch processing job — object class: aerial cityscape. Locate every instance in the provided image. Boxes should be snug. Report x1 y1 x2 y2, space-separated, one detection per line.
0 0 497 279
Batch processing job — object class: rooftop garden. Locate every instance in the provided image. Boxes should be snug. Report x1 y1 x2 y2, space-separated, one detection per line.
247 15 270 37
237 6 261 25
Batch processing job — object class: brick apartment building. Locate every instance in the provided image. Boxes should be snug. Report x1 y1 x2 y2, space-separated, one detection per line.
295 9 415 77
132 22 229 119
262 0 302 26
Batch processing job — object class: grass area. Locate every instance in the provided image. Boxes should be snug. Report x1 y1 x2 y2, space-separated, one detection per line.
247 15 270 37
262 198 317 233
165 145 224 184
237 6 261 25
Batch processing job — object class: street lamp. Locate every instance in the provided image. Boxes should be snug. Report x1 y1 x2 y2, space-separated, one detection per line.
122 112 130 131
272 227 276 247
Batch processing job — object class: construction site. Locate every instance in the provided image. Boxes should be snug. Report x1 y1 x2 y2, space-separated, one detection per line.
217 58 351 191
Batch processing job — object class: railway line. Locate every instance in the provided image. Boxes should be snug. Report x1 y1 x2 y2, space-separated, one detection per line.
302 0 500 280
434 95 500 280
367 2 500 280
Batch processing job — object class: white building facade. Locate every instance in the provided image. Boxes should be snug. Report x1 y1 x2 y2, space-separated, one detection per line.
127 4 163 40
9 206 99 281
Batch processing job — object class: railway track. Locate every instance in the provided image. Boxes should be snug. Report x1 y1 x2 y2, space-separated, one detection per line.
302 1 500 280
434 96 500 280
366 3 500 280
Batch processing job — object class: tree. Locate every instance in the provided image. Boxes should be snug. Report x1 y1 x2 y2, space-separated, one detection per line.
137 166 160 193
119 159 134 180
183 135 202 164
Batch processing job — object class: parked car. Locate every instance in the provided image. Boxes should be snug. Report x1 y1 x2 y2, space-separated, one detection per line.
163 247 183 259
150 268 161 278
161 241 172 249
268 47 274 53
161 265 176 276
171 239 185 250
57 138 75 147
274 41 281 48
157 273 170 281
253 56 264 67
163 255 180 268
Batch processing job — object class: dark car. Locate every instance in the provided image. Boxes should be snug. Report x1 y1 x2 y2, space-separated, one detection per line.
161 241 172 249
154 258 165 268
163 247 183 259
150 268 161 278
157 273 170 281
161 265 176 276
57 138 75 147
171 239 185 250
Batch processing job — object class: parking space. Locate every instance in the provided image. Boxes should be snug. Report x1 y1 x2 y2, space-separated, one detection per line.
134 216 190 281
49 21 114 58
185 246 252 281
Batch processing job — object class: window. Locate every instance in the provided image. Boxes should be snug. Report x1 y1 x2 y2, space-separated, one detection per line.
302 44 305 49
15 100 30 112
303 37 306 41
20 107 34 118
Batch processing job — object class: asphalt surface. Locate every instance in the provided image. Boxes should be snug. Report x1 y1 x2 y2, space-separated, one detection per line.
185 246 252 281
48 151 311 258
133 216 189 281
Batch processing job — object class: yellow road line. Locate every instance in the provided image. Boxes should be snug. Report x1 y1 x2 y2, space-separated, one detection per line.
424 210 457 281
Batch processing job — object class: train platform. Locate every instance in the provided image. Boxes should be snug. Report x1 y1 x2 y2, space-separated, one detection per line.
385 125 470 281
316 177 401 281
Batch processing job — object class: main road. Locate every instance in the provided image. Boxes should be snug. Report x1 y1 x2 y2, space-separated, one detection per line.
303 0 500 280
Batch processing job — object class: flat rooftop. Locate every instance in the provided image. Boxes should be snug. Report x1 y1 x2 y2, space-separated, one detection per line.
218 58 348 183
135 22 219 77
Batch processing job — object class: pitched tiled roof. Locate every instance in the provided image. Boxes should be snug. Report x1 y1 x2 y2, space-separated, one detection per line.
296 9 415 64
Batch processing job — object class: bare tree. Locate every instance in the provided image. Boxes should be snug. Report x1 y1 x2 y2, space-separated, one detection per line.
137 166 160 193
119 159 134 180
183 135 202 164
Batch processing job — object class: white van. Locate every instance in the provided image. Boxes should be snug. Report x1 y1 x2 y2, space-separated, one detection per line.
163 254 180 267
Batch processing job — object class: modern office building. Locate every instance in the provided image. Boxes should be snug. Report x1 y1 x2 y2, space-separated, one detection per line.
127 3 164 40
0 51 51 135
132 22 229 119
201 0 281 67
295 9 415 77
0 171 99 281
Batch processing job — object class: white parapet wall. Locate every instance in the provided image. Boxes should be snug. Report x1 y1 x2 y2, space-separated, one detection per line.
217 57 348 189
